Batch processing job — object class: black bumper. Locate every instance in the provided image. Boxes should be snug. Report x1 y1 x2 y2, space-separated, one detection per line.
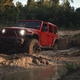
0 37 24 46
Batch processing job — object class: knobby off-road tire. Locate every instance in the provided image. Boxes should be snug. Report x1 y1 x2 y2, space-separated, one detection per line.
24 39 40 54
53 43 59 51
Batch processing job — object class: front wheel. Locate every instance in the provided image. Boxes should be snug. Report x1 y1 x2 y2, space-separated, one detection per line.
24 39 40 54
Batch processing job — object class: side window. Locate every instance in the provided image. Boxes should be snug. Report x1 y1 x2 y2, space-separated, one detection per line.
42 23 48 32
49 25 53 33
54 27 57 34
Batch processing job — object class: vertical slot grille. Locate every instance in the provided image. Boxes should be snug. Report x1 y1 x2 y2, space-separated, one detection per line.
2 29 18 37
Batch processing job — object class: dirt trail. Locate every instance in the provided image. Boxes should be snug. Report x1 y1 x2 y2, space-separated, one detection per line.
0 30 80 80
0 47 80 80
58 30 80 37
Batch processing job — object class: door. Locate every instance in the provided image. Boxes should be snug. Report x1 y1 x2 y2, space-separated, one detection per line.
48 25 54 46
40 23 49 46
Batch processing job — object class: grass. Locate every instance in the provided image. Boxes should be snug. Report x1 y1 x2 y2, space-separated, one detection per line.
58 62 80 80
1 76 6 80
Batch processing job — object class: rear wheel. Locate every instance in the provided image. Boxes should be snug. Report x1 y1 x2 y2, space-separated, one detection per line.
24 39 40 54
53 39 59 51
53 43 58 51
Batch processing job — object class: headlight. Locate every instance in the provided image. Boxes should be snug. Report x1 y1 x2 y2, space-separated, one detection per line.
19 30 25 36
2 29 6 34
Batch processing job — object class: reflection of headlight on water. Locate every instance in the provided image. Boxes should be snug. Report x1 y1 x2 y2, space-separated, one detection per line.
19 30 25 36
2 29 6 34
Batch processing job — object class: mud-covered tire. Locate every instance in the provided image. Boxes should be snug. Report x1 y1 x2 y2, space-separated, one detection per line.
53 43 58 51
24 39 40 54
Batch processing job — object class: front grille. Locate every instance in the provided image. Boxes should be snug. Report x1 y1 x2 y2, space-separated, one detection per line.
2 29 19 37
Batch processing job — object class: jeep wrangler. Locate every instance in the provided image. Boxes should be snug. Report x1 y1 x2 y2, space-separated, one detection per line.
0 20 58 54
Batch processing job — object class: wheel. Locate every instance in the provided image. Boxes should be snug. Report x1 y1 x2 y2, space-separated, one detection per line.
53 43 58 51
24 39 40 54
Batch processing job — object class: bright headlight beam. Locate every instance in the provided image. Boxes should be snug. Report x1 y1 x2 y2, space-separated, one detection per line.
19 30 25 36
2 29 6 34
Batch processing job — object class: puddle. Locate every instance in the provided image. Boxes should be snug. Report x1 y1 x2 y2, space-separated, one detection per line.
0 66 57 80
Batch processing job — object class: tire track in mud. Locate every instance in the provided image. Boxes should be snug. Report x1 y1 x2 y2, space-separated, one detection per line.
0 47 80 68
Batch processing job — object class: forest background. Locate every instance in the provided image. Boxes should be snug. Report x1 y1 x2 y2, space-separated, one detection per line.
0 0 80 30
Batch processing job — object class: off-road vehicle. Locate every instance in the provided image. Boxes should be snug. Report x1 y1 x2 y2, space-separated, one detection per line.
0 20 58 54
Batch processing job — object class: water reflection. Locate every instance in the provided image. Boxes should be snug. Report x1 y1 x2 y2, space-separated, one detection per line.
0 66 57 80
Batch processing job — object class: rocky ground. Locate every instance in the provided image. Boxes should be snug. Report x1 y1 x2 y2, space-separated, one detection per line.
0 30 80 80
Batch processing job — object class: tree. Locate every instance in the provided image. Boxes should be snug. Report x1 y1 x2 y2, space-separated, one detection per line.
27 0 32 6
16 1 23 10
0 0 14 11
61 0 73 4
4 0 14 6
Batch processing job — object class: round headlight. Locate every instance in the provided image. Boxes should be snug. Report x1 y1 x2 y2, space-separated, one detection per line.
19 30 25 36
2 29 6 34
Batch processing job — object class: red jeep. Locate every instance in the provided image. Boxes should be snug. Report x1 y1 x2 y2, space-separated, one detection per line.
0 20 58 54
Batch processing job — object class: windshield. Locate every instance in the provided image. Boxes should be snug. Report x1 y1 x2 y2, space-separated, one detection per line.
15 21 41 29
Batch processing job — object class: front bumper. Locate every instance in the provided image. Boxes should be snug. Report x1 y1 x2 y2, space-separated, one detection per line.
0 37 24 46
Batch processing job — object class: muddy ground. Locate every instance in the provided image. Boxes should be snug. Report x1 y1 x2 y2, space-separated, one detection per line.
0 30 80 80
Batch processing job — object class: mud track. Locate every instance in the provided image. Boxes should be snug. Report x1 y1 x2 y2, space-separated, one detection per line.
0 30 80 80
